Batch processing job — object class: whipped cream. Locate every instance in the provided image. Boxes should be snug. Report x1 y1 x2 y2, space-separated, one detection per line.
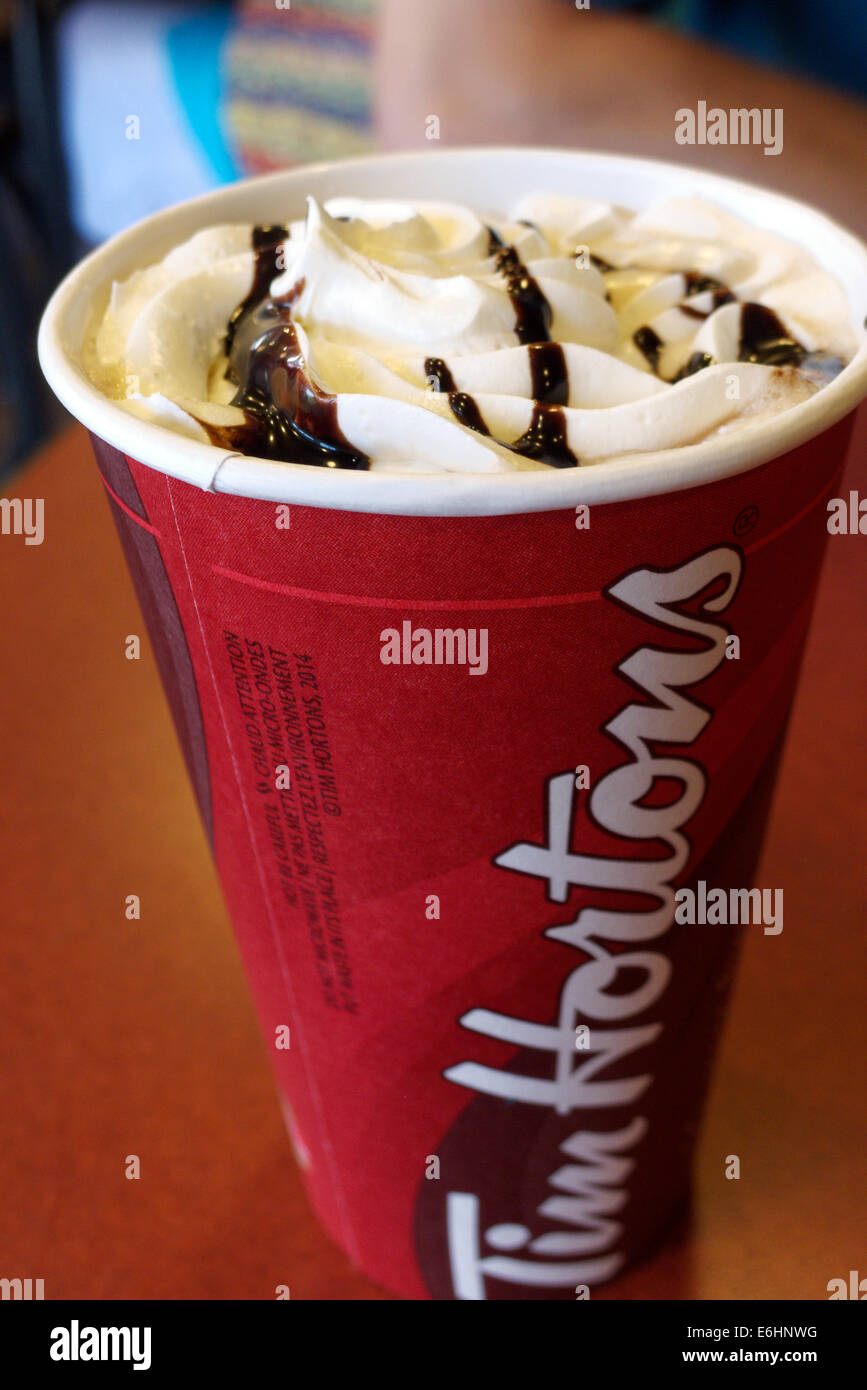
86 193 858 473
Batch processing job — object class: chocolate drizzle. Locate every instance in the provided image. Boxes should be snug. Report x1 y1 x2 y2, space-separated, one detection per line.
736 303 846 382
206 313 370 469
213 221 564 469
737 303 806 366
422 340 573 461
448 392 491 437
443 390 577 469
226 278 305 388
633 325 664 372
637 293 846 389
210 227 845 476
486 225 505 255
224 224 288 369
424 357 457 392
671 351 714 383
680 272 736 321
528 342 568 405
490 237 553 344
421 347 578 466
510 404 577 468
229 322 370 469
683 272 731 298
635 273 736 376
206 225 370 468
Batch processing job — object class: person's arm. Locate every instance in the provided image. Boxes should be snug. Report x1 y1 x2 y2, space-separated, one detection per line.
374 0 867 231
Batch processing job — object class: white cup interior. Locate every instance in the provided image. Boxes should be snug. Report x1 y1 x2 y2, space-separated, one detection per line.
38 147 867 516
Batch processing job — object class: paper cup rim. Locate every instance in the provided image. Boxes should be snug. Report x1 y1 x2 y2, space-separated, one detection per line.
39 146 867 517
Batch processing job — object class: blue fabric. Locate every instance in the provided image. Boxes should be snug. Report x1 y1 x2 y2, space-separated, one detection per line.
59 1 231 244
588 0 866 97
166 5 241 182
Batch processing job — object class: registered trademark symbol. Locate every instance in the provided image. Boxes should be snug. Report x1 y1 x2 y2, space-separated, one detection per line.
733 505 758 537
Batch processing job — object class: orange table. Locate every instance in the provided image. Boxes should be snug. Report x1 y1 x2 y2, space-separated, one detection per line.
1 420 865 1301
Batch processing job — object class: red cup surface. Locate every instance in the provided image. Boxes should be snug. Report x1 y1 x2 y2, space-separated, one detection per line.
89 408 856 1299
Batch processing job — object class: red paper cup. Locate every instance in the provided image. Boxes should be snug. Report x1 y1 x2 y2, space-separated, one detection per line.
40 150 867 1300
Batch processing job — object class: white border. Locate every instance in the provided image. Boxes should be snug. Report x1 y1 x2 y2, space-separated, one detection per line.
38 147 867 517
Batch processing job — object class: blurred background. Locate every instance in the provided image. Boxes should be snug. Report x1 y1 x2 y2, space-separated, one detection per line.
1 0 865 478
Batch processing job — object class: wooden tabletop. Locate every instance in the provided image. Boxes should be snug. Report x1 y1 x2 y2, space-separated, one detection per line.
1 420 865 1301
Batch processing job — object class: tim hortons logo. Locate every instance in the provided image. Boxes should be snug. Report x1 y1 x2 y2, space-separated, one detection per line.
439 545 743 1299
